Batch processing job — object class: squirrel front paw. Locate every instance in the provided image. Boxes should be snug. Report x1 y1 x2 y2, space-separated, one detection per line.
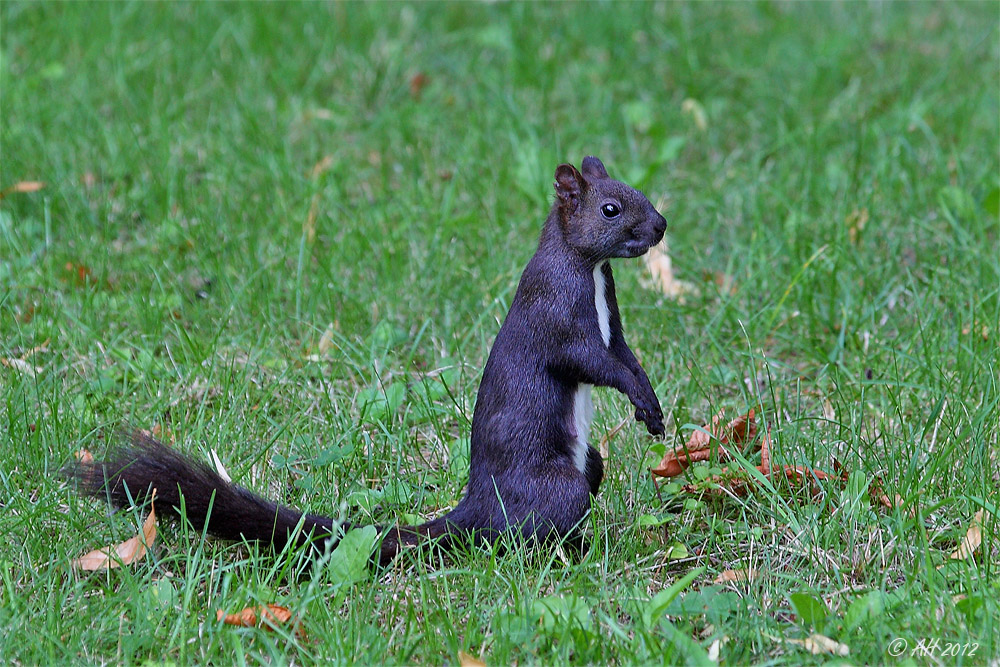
633 401 665 437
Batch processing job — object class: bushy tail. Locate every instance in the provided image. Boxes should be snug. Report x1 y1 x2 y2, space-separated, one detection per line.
65 429 453 566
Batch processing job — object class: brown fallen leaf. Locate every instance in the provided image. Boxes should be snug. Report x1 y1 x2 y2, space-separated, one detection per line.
882 494 906 509
868 477 913 515
846 207 869 245
318 323 336 356
786 634 850 656
703 420 842 496
73 490 157 570
949 509 985 560
771 465 842 484
714 568 758 584
682 463 843 499
75 449 94 464
656 447 716 478
0 357 41 378
150 423 176 444
21 339 51 357
409 72 429 98
217 604 302 636
458 650 487 667
303 192 320 244
651 410 757 478
310 155 334 179
0 181 45 199
759 424 771 473
62 262 97 287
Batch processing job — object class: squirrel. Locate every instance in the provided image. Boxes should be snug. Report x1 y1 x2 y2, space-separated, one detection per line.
68 156 667 567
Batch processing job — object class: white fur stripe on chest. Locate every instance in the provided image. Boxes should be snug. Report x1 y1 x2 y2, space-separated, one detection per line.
570 262 611 474
593 262 611 347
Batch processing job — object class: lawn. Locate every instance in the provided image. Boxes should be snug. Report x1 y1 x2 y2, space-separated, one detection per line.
2 2 998 664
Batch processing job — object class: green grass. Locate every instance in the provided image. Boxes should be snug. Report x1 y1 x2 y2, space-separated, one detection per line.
2 2 998 664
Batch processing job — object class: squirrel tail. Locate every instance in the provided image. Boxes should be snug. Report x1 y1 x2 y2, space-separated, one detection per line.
65 429 450 566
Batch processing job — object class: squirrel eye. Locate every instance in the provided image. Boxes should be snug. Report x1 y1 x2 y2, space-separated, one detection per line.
600 203 621 219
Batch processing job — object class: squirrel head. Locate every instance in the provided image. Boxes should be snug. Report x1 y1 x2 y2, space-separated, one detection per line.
553 156 666 263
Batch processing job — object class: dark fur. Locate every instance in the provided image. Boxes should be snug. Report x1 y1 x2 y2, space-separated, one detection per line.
68 157 666 567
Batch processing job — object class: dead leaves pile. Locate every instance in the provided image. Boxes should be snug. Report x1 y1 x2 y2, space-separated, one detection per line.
651 410 845 498
651 410 757 478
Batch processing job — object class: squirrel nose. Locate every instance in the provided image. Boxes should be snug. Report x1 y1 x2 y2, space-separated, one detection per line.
652 212 667 237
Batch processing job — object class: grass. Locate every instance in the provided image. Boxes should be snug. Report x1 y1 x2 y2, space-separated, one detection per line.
2 1 998 664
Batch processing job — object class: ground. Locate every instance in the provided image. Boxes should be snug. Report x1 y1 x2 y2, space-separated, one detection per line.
2 2 998 664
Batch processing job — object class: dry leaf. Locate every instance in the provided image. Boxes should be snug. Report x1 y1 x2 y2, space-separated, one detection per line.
210 449 232 483
458 650 486 667
305 108 333 121
304 192 320 244
711 271 737 296
0 357 41 378
20 339 51 357
655 412 845 498
684 462 842 499
771 465 842 484
76 449 94 464
318 323 336 356
217 604 301 635
62 262 97 287
869 478 911 515
651 410 756 478
150 423 176 444
786 634 850 656
409 72 429 98
759 425 771 473
707 636 731 662
683 464 843 498
643 243 698 300
949 509 985 560
74 490 157 570
846 208 869 245
310 155 334 179
714 568 758 584
681 98 708 131
0 181 45 199
599 415 631 459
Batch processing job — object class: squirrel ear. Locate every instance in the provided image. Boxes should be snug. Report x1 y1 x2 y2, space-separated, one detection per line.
554 163 584 216
581 156 609 181
554 163 584 200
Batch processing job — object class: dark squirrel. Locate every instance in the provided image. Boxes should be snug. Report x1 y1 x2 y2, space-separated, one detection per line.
69 157 667 567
